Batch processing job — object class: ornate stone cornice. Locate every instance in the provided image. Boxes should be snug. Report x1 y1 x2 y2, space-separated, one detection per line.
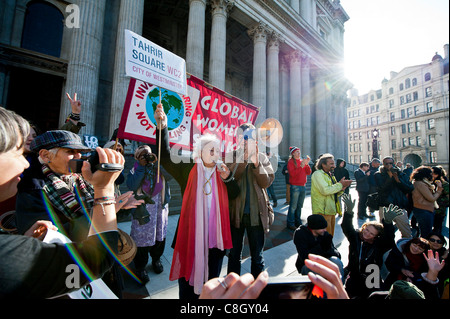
0 44 68 77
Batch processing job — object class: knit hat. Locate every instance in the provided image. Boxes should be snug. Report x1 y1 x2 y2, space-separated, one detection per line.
30 130 92 152
307 214 328 230
289 146 299 155
388 280 425 299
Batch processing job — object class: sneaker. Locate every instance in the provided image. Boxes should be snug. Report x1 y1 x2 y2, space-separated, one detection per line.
152 260 164 274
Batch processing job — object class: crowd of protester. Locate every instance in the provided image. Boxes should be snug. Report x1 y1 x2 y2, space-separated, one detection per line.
0 95 448 301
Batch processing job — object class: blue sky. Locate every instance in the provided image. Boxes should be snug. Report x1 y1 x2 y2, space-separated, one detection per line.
340 0 449 94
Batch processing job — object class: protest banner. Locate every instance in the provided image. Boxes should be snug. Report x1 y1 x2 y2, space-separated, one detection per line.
117 74 259 153
124 29 187 96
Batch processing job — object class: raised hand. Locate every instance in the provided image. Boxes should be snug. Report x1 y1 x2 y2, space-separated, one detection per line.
383 204 403 224
341 193 355 215
66 92 81 115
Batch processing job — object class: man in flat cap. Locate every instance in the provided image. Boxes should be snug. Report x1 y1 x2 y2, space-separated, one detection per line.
293 214 343 280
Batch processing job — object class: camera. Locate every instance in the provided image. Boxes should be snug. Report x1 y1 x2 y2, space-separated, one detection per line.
132 194 154 225
257 276 316 299
142 152 157 164
390 166 400 174
68 151 123 174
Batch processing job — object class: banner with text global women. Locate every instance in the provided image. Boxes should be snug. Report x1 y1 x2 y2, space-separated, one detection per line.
118 74 259 154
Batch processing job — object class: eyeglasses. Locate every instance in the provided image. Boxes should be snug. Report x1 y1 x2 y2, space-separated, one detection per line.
428 238 444 244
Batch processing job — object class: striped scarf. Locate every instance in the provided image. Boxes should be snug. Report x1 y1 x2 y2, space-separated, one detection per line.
41 164 94 220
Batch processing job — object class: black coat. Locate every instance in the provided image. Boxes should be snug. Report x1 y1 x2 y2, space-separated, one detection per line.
293 225 340 272
374 167 414 209
354 168 370 193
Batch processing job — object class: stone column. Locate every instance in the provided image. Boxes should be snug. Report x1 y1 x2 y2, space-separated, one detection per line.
186 0 207 78
324 74 334 155
209 0 233 90
300 0 312 25
291 0 300 14
289 50 302 147
279 56 290 157
266 32 281 120
248 22 268 120
109 0 144 136
62 0 106 136
314 70 327 156
300 52 312 157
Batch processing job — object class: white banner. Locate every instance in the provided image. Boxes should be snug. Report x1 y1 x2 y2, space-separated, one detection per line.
125 29 187 96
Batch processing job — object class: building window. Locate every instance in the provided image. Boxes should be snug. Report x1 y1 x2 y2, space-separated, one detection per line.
407 107 413 118
425 73 431 81
405 78 411 89
415 121 420 131
425 87 432 97
368 142 371 151
400 83 404 91
389 99 394 108
426 102 433 113
401 109 406 119
391 140 396 149
428 134 436 146
428 119 435 129
430 151 437 163
390 112 395 121
391 126 396 135
413 91 418 101
402 138 407 147
400 96 405 105
350 144 353 152
416 136 421 146
414 105 420 116
412 78 417 86
409 137 414 146
21 2 64 57
401 124 406 134
408 123 413 133
389 87 394 95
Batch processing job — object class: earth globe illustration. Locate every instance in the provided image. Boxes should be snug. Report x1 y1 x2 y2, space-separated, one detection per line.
146 87 184 130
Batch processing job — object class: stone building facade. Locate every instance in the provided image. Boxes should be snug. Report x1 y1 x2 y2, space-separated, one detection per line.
0 0 350 160
347 44 449 172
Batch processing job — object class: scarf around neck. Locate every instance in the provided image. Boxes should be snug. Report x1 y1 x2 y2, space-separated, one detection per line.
169 159 232 295
41 164 94 220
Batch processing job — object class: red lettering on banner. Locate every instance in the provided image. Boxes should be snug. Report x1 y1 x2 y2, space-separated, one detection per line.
135 82 150 99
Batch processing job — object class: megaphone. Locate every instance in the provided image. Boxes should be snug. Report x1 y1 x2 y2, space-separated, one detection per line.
257 118 283 148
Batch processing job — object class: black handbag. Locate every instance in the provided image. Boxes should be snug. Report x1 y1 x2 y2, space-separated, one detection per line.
366 193 380 211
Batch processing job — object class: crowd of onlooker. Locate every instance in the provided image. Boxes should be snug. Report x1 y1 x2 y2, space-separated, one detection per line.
0 94 448 300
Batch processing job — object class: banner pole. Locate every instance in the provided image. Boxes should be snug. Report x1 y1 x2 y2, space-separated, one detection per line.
157 88 162 183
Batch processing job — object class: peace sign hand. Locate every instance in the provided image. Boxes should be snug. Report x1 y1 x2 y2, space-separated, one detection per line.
66 92 81 114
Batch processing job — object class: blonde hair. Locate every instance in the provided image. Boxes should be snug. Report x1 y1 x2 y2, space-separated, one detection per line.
0 106 30 154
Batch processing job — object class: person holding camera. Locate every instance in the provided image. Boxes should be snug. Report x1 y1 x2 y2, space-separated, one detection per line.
0 107 125 298
126 145 170 283
225 123 275 282
374 156 414 238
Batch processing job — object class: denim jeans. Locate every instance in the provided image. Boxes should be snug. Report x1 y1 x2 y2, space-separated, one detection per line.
287 185 306 227
227 214 265 279
413 207 434 238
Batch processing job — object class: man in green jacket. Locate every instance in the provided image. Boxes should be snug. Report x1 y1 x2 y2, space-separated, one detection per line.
311 153 352 236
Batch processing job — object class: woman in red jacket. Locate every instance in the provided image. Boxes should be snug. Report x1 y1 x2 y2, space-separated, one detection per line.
287 146 311 230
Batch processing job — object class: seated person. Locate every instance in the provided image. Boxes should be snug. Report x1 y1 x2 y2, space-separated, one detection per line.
293 214 343 280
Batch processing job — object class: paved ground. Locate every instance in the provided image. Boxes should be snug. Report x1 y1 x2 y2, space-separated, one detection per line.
118 186 449 299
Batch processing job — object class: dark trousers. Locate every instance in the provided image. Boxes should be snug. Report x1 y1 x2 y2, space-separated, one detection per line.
133 239 166 271
357 191 369 218
267 184 277 203
227 214 265 279
178 248 226 299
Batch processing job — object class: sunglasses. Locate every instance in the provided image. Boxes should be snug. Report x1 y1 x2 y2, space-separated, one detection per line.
428 238 444 244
